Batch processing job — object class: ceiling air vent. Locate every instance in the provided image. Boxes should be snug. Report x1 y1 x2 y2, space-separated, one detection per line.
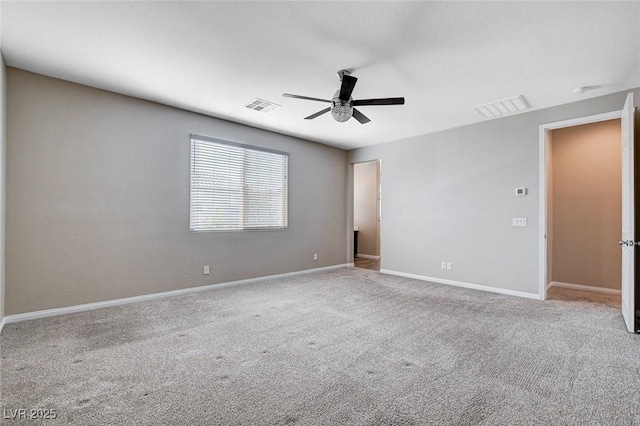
474 95 530 118
245 98 281 113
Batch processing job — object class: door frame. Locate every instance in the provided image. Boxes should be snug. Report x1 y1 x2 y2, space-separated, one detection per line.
538 110 623 300
349 159 382 265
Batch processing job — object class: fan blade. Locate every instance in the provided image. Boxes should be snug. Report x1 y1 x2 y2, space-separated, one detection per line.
353 97 405 106
304 107 331 120
283 93 332 103
352 108 371 124
339 75 358 101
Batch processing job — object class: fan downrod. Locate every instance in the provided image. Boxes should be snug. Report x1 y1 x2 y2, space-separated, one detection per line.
336 69 351 81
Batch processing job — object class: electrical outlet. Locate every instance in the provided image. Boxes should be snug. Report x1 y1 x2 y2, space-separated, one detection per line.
441 261 447 270
203 265 210 275
446 262 452 271
313 253 318 261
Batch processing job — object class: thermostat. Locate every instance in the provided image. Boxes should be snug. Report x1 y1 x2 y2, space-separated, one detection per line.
515 187 527 196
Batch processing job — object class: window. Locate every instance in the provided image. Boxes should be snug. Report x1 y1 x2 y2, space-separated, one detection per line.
190 135 288 232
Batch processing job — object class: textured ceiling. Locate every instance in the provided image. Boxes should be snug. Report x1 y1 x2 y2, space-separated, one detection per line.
2 1 640 150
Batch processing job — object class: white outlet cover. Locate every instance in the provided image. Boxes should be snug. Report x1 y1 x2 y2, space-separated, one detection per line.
204 265 210 275
441 261 447 269
446 262 452 271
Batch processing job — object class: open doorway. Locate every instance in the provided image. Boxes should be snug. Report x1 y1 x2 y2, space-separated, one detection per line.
545 118 622 308
540 94 636 333
353 160 381 271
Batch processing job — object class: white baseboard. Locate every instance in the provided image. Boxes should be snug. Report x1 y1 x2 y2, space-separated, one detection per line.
380 269 542 300
0 317 6 335
356 254 380 260
347 263 355 267
548 281 621 295
0 263 351 330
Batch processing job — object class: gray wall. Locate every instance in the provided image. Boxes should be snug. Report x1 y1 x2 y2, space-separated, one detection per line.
0 55 6 322
348 88 640 296
354 161 379 257
6 68 347 315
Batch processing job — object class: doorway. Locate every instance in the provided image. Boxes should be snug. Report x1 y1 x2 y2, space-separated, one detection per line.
353 160 381 271
539 93 636 333
545 118 622 308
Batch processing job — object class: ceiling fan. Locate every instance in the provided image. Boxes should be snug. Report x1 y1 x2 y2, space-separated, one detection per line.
283 70 405 124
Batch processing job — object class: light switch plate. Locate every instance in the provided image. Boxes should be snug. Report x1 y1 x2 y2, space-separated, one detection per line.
512 218 527 227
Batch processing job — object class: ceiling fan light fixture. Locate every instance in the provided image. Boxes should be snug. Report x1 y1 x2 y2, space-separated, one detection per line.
284 71 404 124
332 104 353 122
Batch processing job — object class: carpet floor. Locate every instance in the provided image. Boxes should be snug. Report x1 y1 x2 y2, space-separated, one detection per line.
354 257 380 271
547 285 621 309
1 267 639 425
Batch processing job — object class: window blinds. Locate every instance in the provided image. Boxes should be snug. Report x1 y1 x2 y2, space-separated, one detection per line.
190 135 288 231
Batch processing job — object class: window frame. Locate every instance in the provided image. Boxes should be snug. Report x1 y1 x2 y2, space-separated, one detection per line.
189 134 289 233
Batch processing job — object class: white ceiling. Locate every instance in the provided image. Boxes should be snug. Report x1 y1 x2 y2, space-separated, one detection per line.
2 1 640 150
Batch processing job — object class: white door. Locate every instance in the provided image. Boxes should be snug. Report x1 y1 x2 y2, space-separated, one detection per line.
621 93 635 333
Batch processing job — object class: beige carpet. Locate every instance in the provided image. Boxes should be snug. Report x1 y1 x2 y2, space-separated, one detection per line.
354 257 380 271
547 285 621 308
1 268 639 425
